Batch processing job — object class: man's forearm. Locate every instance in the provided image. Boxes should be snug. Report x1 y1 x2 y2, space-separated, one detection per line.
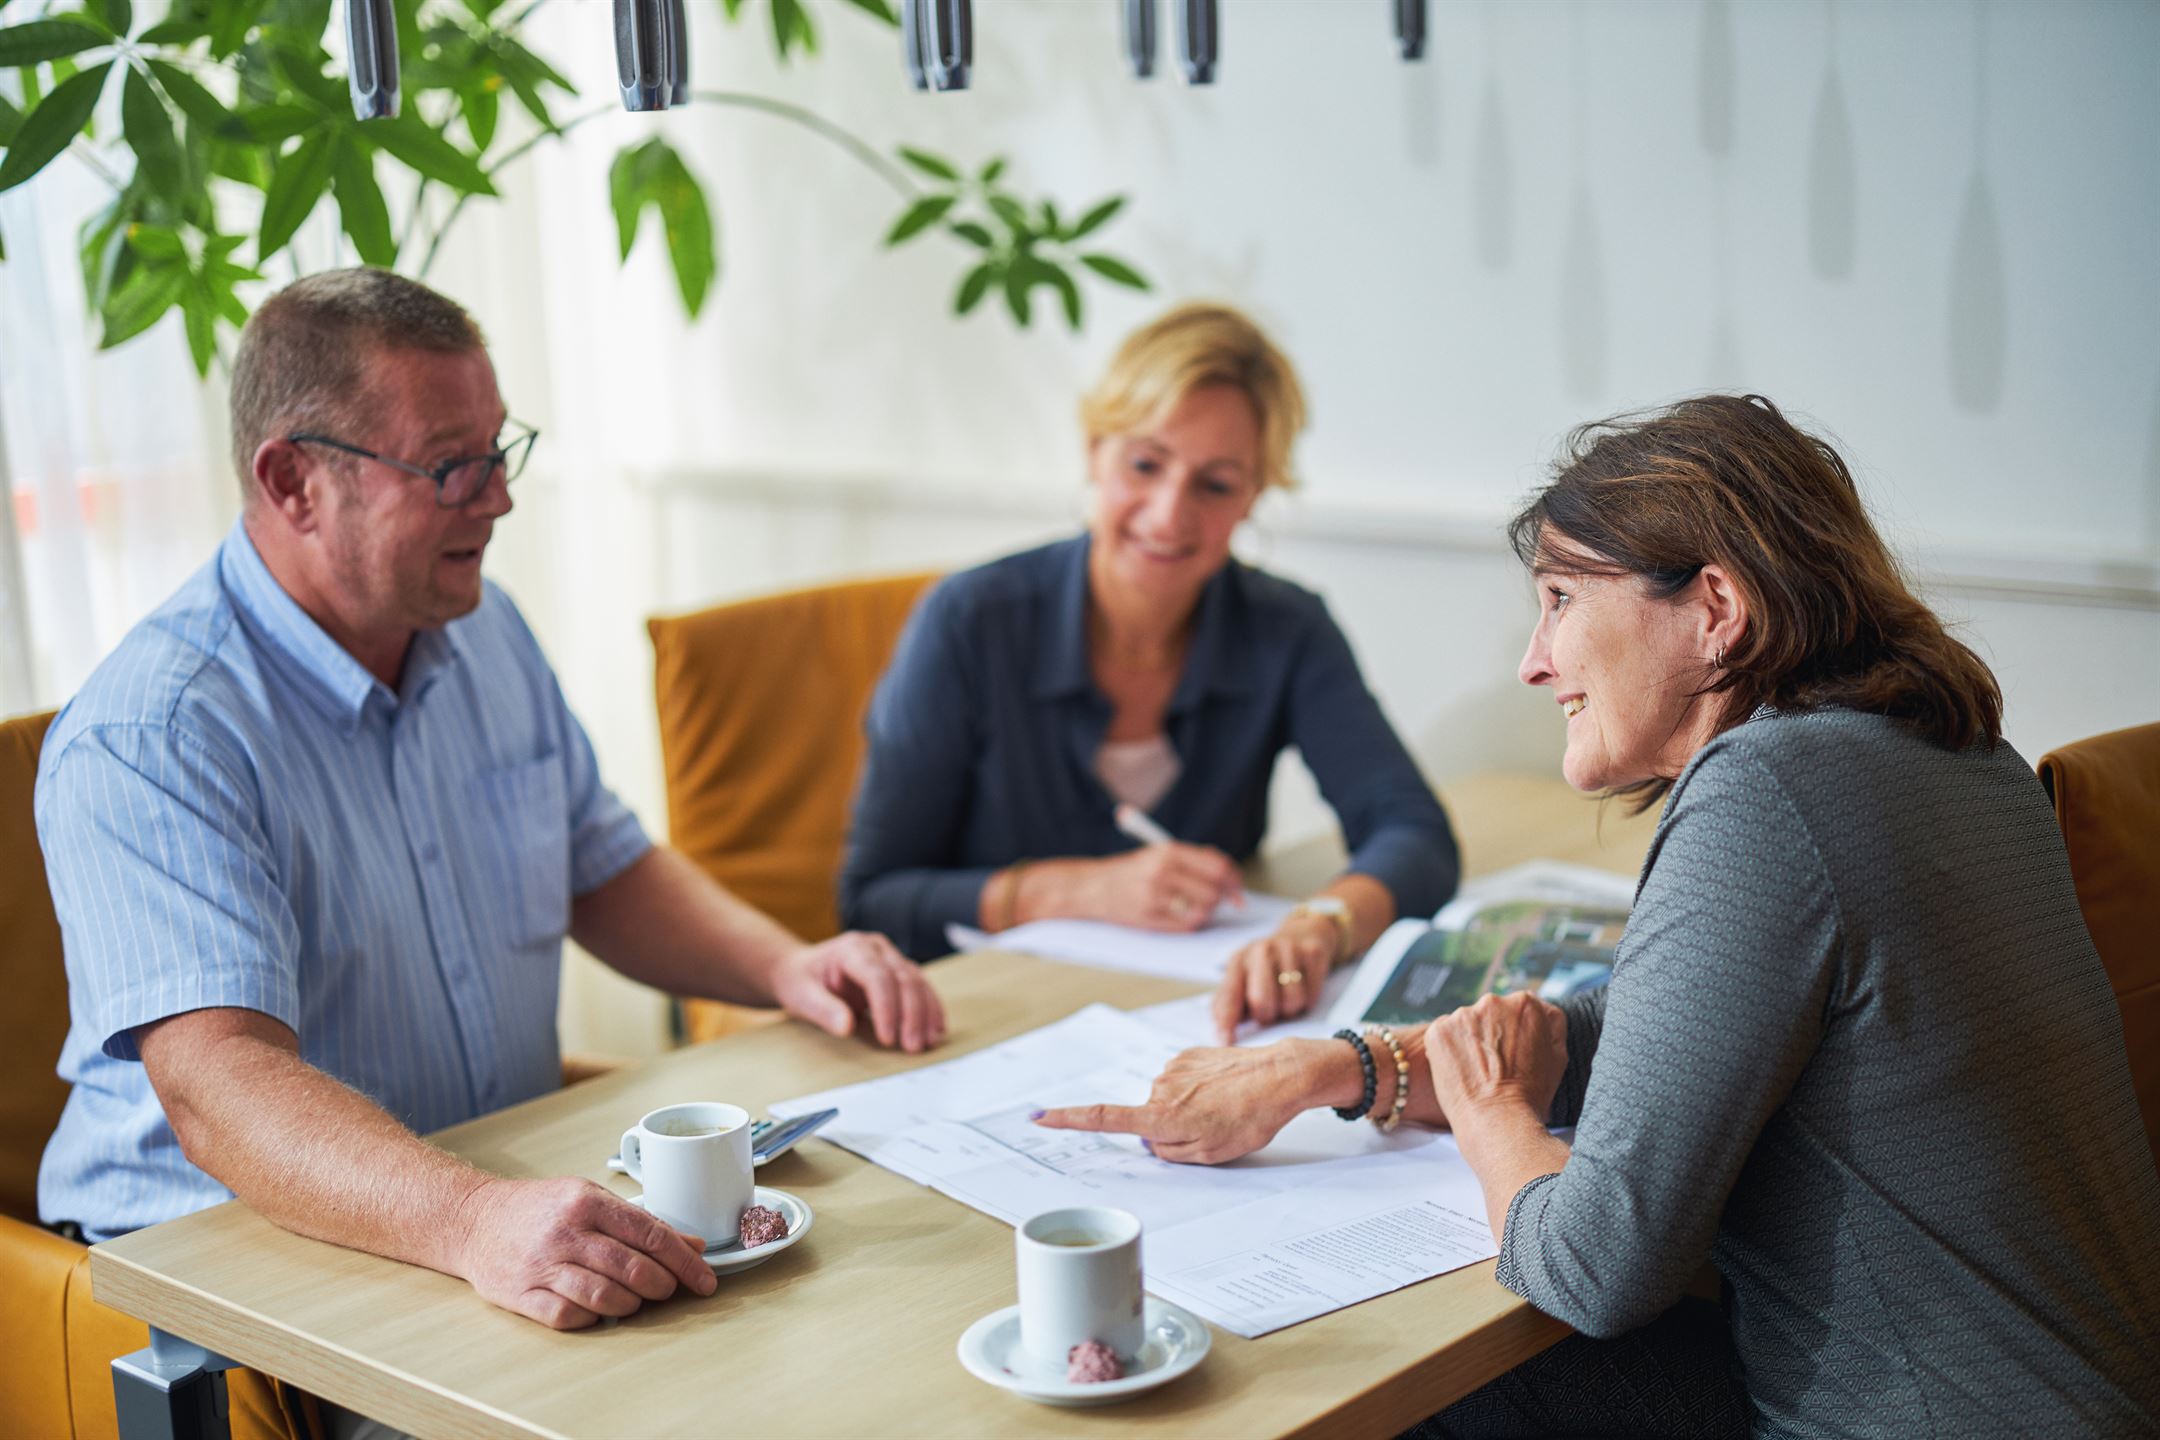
148 1016 487 1278
571 847 800 1004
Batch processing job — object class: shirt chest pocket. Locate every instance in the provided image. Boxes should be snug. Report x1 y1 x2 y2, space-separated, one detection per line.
468 755 572 951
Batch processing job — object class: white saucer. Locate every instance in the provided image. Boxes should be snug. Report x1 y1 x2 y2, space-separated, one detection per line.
956 1296 1211 1407
630 1186 812 1275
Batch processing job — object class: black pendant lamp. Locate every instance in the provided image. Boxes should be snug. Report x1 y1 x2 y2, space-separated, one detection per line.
344 0 399 119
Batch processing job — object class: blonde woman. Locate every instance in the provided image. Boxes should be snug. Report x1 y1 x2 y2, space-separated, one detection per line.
840 303 1458 1039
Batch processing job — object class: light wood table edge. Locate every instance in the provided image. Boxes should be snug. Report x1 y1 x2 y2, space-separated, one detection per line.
89 1244 544 1440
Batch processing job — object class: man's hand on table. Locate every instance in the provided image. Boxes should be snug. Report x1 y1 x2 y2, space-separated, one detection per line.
453 1175 717 1330
771 931 948 1054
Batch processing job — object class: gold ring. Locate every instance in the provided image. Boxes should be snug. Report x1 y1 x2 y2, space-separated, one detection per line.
1276 970 1303 987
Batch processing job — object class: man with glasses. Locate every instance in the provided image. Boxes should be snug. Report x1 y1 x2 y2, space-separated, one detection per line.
35 269 946 1338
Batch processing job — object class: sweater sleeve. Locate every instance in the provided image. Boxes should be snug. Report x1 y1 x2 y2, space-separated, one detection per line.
1284 599 1460 918
836 584 995 961
1496 749 1842 1338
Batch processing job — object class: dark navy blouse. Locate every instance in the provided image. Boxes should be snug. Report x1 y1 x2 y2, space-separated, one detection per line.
840 535 1460 960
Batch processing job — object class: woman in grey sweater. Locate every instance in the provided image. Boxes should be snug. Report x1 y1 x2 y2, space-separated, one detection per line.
1037 395 2160 1437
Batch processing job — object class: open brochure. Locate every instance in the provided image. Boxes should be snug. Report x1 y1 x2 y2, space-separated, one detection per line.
1326 861 1638 1029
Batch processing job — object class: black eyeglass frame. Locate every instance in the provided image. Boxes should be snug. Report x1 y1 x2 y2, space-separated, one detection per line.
286 423 539 508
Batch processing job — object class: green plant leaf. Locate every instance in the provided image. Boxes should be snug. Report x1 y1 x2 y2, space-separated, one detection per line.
257 128 335 260
181 285 217 374
1079 252 1150 291
98 260 187 348
89 0 132 38
977 156 1005 185
209 0 269 58
461 79 499 152
0 62 111 196
126 222 183 259
1042 259 1081 330
953 258 994 315
269 42 350 116
834 0 897 24
897 146 959 182
138 18 212 45
948 220 992 248
78 192 133 310
987 193 1032 237
884 193 954 247
147 60 249 141
770 0 816 60
607 141 649 259
332 139 394 264
360 113 496 195
0 17 105 67
0 92 21 147
121 66 186 201
1066 195 1124 242
1002 264 1031 327
719 0 746 19
1038 199 1060 236
243 103 322 143
656 153 716 317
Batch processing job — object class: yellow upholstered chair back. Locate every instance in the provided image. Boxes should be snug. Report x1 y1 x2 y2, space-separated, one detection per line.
0 710 69 1224
648 573 939 1044
2038 721 2160 1174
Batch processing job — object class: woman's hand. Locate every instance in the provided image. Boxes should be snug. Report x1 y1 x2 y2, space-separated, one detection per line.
1422 992 1569 1127
1033 1038 1353 1164
1212 915 1339 1043
1025 844 1243 932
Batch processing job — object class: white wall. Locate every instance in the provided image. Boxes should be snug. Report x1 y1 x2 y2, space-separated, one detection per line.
421 0 2160 1052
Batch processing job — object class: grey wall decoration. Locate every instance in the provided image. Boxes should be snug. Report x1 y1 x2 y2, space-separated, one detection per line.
1697 0 1734 157
1947 0 2008 414
1806 1 1857 280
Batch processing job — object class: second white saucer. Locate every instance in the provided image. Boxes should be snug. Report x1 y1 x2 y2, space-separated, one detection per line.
956 1295 1211 1407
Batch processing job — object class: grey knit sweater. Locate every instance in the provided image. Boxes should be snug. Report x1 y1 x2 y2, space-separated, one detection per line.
1500 708 2160 1438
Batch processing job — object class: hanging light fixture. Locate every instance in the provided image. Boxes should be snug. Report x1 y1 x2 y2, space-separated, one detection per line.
1395 0 1426 61
344 0 399 119
1177 0 1217 85
900 0 931 90
1124 0 1157 79
667 0 691 105
615 0 672 111
927 0 972 92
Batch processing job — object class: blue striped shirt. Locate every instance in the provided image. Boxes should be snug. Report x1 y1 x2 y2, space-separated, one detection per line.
36 520 650 1241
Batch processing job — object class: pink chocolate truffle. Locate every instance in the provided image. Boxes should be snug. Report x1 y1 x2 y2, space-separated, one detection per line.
1066 1340 1124 1384
738 1204 788 1248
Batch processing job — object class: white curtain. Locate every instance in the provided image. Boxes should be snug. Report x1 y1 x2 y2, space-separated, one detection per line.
0 155 234 716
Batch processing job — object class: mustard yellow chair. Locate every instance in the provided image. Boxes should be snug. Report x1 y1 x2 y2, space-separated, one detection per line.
2038 721 2160 1176
648 572 941 1044
1 710 314 1440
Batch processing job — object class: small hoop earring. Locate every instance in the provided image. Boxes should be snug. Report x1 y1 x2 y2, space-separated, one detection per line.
1715 645 1726 668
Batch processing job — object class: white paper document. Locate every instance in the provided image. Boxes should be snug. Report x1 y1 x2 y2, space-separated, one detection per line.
771 1004 1498 1338
944 892 1299 985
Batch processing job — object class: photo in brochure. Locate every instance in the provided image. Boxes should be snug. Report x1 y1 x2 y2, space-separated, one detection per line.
1327 861 1639 1029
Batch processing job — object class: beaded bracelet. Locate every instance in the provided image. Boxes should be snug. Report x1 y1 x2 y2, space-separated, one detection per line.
1331 1028 1378 1121
1367 1025 1410 1133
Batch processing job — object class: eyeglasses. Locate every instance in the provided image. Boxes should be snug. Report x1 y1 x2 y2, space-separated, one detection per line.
286 423 540 509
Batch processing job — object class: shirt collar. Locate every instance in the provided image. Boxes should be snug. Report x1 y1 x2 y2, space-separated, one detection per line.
219 519 465 735
1027 533 1252 708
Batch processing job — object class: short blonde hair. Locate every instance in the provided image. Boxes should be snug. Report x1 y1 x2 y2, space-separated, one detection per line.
1078 302 1308 492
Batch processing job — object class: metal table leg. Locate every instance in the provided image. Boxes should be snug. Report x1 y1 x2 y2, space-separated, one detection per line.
113 1326 240 1440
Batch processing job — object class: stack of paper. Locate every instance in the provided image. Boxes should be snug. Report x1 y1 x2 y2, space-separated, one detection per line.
771 1004 1498 1339
945 893 1298 984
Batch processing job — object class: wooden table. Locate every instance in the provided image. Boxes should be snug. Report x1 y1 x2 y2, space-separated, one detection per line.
92 774 1657 1439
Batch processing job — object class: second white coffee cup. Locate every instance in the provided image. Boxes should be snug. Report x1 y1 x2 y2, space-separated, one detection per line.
1015 1206 1144 1369
620 1102 753 1244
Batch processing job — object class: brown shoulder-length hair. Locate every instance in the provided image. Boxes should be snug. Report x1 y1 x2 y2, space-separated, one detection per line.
1507 394 2003 811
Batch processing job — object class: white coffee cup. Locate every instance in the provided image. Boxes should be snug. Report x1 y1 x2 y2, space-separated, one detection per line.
619 1102 753 1244
1015 1206 1144 1370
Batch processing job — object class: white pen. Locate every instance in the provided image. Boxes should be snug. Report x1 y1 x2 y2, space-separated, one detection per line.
1114 803 1246 909
1113 802 1176 848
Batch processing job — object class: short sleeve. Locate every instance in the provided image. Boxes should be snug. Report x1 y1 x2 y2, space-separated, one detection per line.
37 725 302 1062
